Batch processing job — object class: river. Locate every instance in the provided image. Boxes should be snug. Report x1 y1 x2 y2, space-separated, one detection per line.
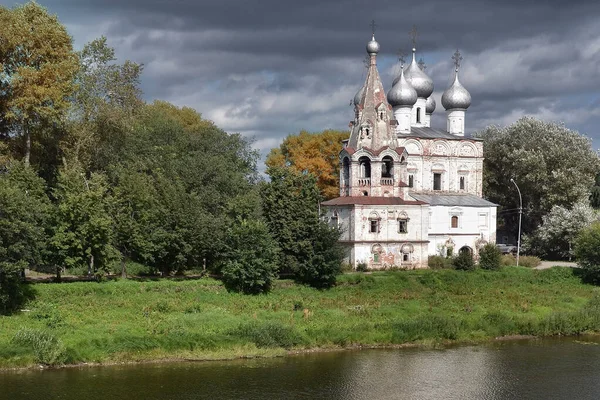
2 336 600 399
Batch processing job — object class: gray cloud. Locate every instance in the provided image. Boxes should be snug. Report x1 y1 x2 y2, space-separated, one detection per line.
5 0 600 158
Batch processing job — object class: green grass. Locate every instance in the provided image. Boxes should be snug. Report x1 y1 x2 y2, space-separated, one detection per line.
1 267 599 368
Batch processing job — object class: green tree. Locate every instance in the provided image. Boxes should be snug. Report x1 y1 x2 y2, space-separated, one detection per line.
51 167 119 275
262 167 343 288
479 117 600 234
266 130 349 199
221 219 279 294
453 251 475 271
574 222 600 284
0 1 78 166
0 162 50 312
590 173 600 209
478 243 501 270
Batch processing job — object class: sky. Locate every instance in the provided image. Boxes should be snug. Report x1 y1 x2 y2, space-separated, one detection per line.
4 0 600 164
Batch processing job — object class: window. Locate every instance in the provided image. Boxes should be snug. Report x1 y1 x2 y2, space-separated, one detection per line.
478 213 488 227
374 253 380 263
451 215 459 228
359 157 371 178
416 108 421 123
398 219 408 233
408 174 414 188
459 176 465 190
403 253 409 262
382 156 393 178
330 211 339 227
370 219 379 233
433 173 442 191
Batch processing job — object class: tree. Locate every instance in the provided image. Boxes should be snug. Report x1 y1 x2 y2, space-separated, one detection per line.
453 251 475 271
574 222 600 284
478 243 501 270
590 173 600 209
479 117 600 234
261 167 343 288
0 2 78 166
221 219 279 294
0 162 51 312
266 130 349 199
51 167 119 275
523 201 597 260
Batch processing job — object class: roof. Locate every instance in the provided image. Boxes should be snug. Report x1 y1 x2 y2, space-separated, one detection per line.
409 193 498 207
322 197 426 206
342 146 406 157
403 127 482 141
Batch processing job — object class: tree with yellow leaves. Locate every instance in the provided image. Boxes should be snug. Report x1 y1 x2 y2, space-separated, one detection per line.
265 129 349 199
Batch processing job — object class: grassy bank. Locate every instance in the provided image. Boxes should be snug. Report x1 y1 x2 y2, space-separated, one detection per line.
1 267 599 369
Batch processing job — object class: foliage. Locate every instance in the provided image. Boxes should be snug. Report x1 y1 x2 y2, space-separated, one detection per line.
524 201 597 260
452 251 475 271
574 222 600 284
428 255 453 270
262 167 343 288
478 243 502 270
590 173 600 209
231 321 306 349
479 117 600 235
0 1 78 166
221 219 279 294
356 262 369 272
50 167 119 275
265 129 349 199
12 329 68 365
518 256 541 268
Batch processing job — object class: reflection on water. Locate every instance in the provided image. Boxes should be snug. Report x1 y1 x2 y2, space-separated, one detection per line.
3 336 600 400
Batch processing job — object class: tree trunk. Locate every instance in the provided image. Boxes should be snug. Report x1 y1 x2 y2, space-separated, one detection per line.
24 126 31 167
56 266 62 283
121 256 127 279
88 254 94 277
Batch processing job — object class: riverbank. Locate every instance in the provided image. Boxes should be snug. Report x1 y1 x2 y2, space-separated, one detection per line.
1 266 599 370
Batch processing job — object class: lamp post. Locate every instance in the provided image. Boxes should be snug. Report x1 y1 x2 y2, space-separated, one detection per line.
510 178 522 267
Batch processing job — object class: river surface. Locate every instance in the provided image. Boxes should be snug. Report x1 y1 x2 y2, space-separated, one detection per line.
2 336 600 400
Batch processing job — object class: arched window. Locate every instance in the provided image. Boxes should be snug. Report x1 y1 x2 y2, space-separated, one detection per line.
358 156 371 178
330 210 339 227
451 215 459 228
342 157 350 184
382 156 394 178
369 212 380 233
416 108 421 123
459 176 465 190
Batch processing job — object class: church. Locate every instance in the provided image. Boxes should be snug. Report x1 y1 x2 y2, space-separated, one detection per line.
322 32 497 269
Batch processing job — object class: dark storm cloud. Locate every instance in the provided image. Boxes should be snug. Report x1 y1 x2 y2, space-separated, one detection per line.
6 0 600 155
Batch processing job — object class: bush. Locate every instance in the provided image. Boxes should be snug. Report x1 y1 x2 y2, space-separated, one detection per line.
231 321 306 349
501 254 516 266
478 243 501 270
574 222 600 284
356 262 368 272
221 219 279 295
453 251 475 271
428 255 452 269
519 256 541 268
12 329 68 366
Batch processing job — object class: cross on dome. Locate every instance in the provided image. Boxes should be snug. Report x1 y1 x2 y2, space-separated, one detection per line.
370 19 377 35
409 25 418 48
452 49 463 71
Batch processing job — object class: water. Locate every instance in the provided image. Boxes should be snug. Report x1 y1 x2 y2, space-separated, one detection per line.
2 337 600 400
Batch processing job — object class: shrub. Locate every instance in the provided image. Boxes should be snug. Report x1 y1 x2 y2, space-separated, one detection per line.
501 254 516 266
221 219 279 294
574 222 600 284
478 243 501 270
452 251 475 271
12 329 68 365
519 256 541 268
356 262 368 272
0 264 26 315
428 255 452 269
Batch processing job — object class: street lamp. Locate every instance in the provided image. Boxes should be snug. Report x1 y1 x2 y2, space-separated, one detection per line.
510 178 522 267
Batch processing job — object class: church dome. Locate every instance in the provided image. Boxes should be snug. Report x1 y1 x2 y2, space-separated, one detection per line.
426 96 436 114
400 48 434 99
353 85 365 106
441 69 471 110
366 34 380 55
387 67 417 107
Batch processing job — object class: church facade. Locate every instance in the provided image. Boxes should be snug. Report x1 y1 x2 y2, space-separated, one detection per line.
322 33 497 269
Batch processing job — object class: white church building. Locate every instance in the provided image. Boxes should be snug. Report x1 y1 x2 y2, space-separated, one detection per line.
322 33 497 269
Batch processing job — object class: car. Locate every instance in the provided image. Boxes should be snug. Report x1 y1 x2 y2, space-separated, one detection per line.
496 243 517 255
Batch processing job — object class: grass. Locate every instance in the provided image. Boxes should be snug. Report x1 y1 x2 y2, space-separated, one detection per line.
1 266 599 368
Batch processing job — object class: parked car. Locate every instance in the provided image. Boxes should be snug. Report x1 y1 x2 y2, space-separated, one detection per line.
496 243 517 255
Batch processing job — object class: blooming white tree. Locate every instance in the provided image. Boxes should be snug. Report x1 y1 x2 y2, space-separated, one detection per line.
529 201 598 260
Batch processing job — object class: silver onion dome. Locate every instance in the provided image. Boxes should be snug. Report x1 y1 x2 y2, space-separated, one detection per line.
366 34 380 55
399 48 434 99
441 69 471 110
426 96 436 114
353 85 365 106
387 67 417 107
